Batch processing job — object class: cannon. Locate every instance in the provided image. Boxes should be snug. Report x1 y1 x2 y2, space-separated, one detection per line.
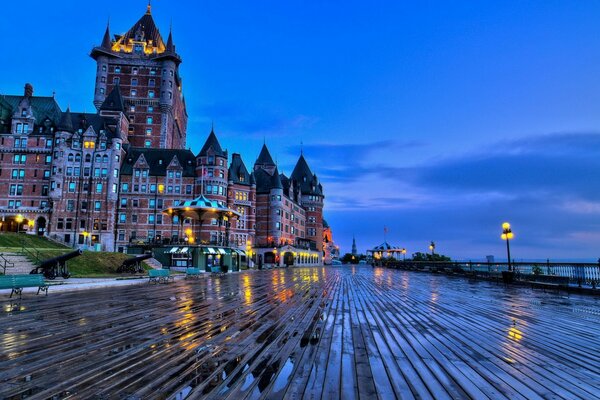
31 249 82 279
117 253 152 273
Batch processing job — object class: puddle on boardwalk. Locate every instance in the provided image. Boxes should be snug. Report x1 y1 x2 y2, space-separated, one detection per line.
270 356 295 395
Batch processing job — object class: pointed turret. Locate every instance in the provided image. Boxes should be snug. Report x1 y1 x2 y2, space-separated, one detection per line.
58 107 74 133
101 22 112 49
229 153 251 185
255 143 275 167
198 128 226 157
166 28 175 53
100 85 125 112
291 153 322 196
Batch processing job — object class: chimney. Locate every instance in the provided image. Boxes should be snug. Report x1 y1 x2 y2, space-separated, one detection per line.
24 83 34 97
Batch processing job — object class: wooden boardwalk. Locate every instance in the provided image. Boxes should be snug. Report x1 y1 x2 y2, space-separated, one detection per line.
1 266 599 399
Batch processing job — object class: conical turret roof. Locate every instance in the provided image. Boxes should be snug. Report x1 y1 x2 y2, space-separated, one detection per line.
100 85 125 112
256 143 275 166
198 129 226 157
101 22 112 49
291 153 323 196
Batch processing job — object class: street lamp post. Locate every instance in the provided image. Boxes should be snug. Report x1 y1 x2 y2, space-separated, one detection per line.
429 241 435 256
501 222 514 271
15 214 24 252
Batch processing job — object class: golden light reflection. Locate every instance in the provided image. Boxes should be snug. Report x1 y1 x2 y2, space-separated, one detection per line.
243 275 253 306
508 326 523 341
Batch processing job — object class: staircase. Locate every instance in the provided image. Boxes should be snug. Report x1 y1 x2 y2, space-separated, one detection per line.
0 252 36 275
144 257 163 270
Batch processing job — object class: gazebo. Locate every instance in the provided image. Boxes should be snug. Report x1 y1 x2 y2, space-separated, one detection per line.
367 241 405 261
163 195 241 245
154 195 244 272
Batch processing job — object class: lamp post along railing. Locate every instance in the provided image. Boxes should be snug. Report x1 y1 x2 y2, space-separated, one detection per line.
501 222 514 272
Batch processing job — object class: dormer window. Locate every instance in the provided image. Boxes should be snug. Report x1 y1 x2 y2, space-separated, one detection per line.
99 141 107 150
84 141 95 149
21 109 27 117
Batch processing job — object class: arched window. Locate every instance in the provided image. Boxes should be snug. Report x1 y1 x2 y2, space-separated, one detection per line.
75 154 81 162
85 154 91 163
102 155 109 163
95 154 101 163
67 153 74 162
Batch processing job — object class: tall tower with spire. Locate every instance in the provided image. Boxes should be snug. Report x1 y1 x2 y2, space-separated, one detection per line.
352 236 357 256
291 152 324 253
90 3 187 149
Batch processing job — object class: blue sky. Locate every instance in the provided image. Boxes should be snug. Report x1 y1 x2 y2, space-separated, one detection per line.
2 1 600 260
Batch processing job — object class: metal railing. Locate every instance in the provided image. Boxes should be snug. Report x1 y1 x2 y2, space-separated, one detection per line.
378 260 600 288
20 246 43 266
0 253 15 275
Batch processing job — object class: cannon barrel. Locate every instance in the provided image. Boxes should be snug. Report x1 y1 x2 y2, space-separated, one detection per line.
39 250 83 269
121 253 152 266
117 253 152 273
32 249 82 279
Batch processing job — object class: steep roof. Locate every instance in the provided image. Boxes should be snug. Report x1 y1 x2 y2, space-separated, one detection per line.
255 143 275 166
198 129 226 157
228 153 252 186
114 5 165 53
121 148 197 177
254 167 283 194
99 85 125 112
101 23 112 49
0 94 62 124
291 154 323 196
68 112 119 139
58 107 74 132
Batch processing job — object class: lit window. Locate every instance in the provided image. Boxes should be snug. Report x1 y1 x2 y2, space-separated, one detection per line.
144 140 151 147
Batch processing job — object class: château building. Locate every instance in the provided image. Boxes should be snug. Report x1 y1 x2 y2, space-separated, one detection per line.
0 5 325 268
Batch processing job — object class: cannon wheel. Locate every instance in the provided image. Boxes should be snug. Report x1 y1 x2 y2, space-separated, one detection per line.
62 272 71 279
45 268 57 280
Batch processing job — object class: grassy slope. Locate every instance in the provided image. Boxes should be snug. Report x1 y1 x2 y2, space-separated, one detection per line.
0 232 68 250
0 233 149 277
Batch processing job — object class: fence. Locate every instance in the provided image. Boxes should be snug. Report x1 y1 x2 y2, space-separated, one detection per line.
378 260 600 287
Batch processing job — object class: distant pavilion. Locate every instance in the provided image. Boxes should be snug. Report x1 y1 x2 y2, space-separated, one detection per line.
367 241 405 260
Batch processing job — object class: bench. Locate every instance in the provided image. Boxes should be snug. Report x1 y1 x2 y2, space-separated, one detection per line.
185 268 201 279
148 269 174 284
0 274 49 298
521 274 570 294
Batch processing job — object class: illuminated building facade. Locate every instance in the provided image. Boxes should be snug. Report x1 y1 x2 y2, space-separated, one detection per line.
0 5 325 265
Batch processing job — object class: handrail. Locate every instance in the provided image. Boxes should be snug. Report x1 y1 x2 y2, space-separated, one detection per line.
377 260 600 288
0 253 15 275
20 246 43 266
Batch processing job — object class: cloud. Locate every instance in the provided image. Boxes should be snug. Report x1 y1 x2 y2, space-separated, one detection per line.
322 132 600 259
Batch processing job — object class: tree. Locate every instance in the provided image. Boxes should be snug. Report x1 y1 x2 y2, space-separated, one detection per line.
411 252 451 262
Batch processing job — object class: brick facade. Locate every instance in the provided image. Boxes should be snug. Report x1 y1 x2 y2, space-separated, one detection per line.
0 5 325 263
